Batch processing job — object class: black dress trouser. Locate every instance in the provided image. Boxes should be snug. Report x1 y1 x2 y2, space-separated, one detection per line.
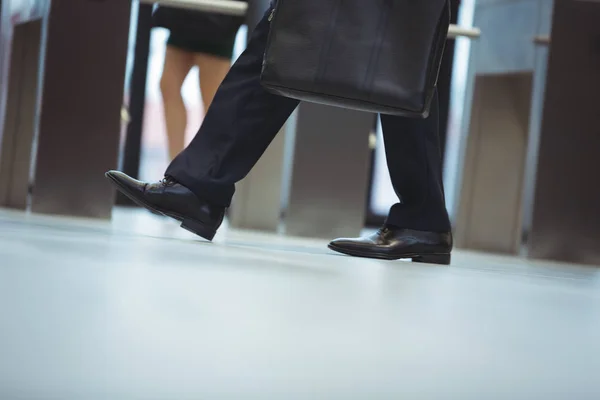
166 5 451 233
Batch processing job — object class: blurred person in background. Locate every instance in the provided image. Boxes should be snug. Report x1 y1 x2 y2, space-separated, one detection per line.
152 3 245 160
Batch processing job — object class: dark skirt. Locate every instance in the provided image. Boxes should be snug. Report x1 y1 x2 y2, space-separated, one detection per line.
166 32 236 60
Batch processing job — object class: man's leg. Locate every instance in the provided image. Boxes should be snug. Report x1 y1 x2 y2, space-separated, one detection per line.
379 91 451 233
106 6 298 240
165 7 299 207
328 92 452 264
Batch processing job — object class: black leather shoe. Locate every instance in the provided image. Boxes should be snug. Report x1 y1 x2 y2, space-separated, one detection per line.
105 170 225 241
328 226 452 265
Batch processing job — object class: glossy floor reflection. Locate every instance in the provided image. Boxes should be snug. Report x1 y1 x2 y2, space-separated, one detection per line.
1 208 600 400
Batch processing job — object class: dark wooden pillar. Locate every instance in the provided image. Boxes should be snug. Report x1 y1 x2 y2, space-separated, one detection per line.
0 0 48 210
30 0 131 218
528 0 600 265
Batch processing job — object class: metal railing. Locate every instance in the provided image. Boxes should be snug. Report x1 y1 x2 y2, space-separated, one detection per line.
448 25 481 39
142 0 482 39
141 0 248 16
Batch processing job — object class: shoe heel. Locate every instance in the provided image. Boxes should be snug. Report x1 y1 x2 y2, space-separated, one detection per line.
412 253 451 265
181 218 216 241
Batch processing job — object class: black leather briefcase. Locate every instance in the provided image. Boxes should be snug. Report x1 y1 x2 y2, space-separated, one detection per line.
261 0 450 118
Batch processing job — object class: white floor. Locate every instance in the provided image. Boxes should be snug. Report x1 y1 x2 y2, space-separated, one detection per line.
1 208 600 400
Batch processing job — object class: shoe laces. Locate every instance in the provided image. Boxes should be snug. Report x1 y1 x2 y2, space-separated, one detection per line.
378 226 393 236
159 176 177 186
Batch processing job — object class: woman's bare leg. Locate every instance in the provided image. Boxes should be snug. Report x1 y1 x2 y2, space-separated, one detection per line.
160 46 194 160
192 52 232 112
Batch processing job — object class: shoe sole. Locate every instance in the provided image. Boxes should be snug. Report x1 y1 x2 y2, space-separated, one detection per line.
327 243 451 265
105 172 216 241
